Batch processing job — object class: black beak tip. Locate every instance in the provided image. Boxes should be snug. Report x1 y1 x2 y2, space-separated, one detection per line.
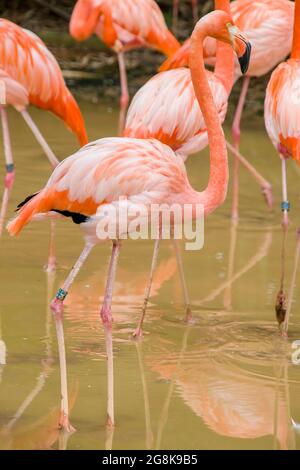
238 42 251 75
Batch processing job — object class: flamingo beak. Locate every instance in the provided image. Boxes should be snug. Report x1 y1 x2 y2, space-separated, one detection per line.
227 24 252 75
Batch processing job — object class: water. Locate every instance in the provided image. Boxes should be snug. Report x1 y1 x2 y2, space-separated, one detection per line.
0 102 300 450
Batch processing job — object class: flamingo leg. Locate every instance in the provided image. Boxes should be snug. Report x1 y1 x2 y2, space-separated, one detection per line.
172 0 179 34
50 242 94 315
0 107 15 237
172 239 192 322
117 52 129 136
44 220 57 273
223 218 238 310
275 158 290 327
52 307 75 433
231 76 251 220
226 140 273 209
133 238 160 339
282 228 300 336
191 0 198 23
20 109 59 168
100 240 121 428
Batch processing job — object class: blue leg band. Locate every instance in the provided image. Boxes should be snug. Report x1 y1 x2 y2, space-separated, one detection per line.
281 201 290 212
56 288 68 301
6 163 14 173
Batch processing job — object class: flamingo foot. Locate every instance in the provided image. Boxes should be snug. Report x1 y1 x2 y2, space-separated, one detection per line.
59 411 76 433
185 306 194 324
262 185 273 211
132 327 143 340
4 170 15 190
275 289 287 327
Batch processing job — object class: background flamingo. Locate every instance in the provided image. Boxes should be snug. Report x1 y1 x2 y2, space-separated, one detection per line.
0 19 88 268
6 11 251 430
160 0 295 219
264 0 300 336
124 0 271 327
69 0 180 133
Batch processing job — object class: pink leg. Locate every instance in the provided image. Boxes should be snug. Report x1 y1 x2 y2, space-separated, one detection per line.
0 107 15 236
52 308 75 433
282 228 300 337
276 158 290 327
20 109 59 168
100 241 121 428
226 140 273 210
50 243 94 314
191 0 198 23
173 0 179 33
133 238 160 339
173 239 192 322
231 76 250 220
117 52 129 136
44 220 57 273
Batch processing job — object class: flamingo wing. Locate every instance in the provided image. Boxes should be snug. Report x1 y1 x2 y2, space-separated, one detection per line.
265 59 300 163
0 69 29 110
0 19 88 145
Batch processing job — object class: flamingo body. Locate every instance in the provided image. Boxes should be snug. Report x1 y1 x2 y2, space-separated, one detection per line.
0 19 88 146
264 59 300 163
124 67 228 157
70 0 180 57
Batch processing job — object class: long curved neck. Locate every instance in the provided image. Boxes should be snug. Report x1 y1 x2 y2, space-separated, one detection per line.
291 0 300 60
214 0 234 95
189 13 229 214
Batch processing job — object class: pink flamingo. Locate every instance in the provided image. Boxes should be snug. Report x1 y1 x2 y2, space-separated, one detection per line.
125 0 273 327
264 0 300 336
7 11 251 430
172 0 198 33
0 19 88 269
69 0 180 133
160 0 295 219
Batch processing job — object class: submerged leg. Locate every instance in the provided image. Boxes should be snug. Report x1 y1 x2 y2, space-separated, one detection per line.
133 238 160 339
0 107 15 236
275 158 290 327
100 240 121 428
282 228 300 336
20 109 59 168
52 307 75 433
231 76 250 220
117 52 129 136
173 239 192 322
44 220 57 273
51 243 94 314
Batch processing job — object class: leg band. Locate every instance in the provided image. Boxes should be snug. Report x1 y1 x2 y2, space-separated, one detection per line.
56 288 68 301
281 201 290 212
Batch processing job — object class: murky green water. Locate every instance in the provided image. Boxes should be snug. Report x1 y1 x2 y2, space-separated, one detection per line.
0 102 300 450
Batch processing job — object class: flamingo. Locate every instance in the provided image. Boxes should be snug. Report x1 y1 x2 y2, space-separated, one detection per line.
6 10 251 430
69 0 180 134
264 0 300 336
124 0 272 328
172 0 198 33
0 19 88 269
160 0 295 219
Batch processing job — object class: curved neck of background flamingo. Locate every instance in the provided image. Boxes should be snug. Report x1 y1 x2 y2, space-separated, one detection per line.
189 12 229 213
214 0 234 95
291 0 300 59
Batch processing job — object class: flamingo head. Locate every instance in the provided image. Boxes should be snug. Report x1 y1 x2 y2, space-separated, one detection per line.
70 0 103 41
